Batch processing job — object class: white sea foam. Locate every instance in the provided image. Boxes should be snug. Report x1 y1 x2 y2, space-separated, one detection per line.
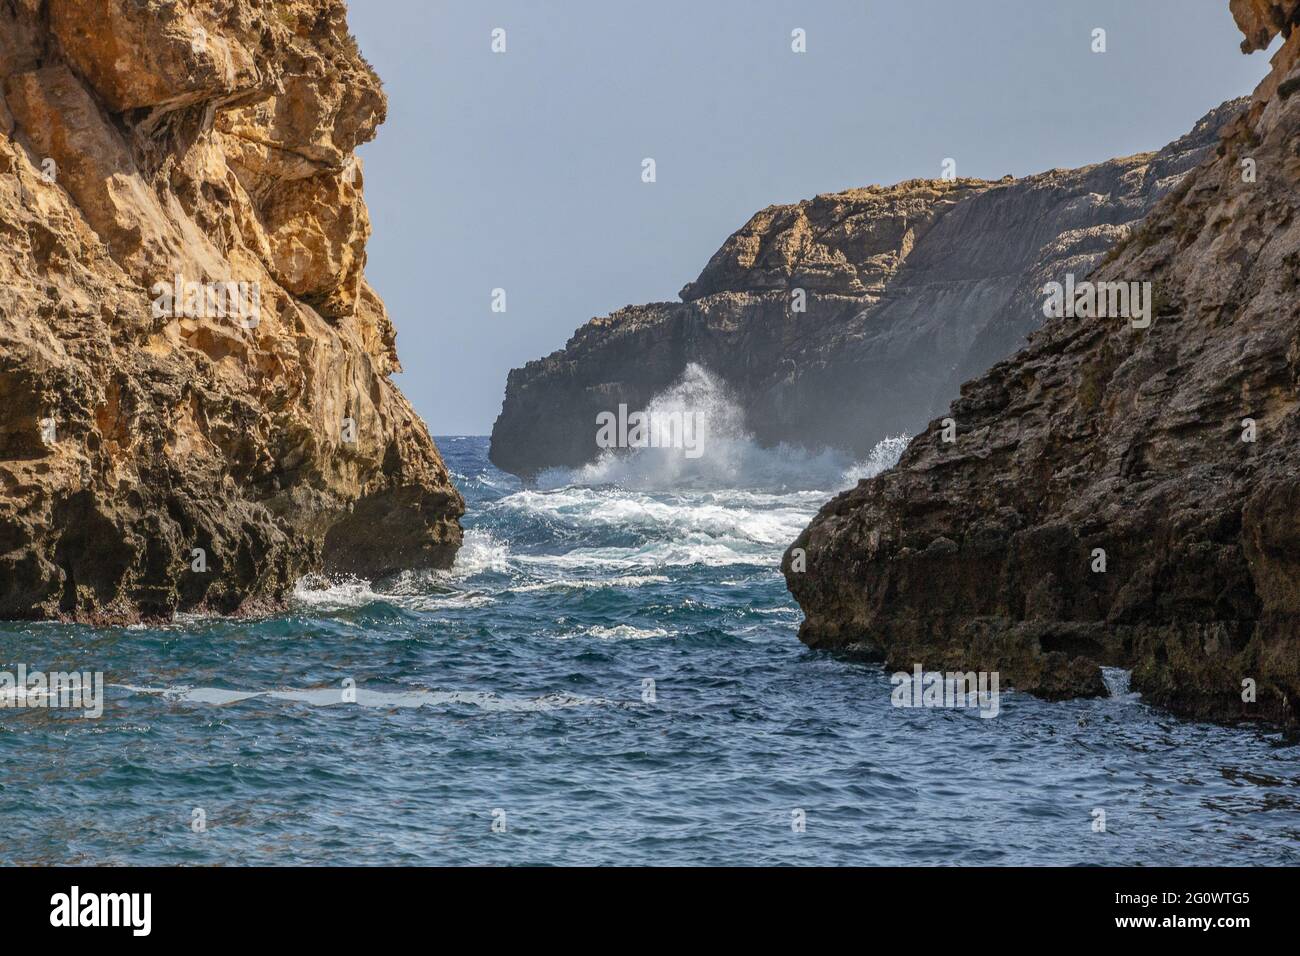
841 433 910 485
537 363 901 493
524 539 771 569
1101 667 1142 703
508 574 670 593
508 479 833 570
0 686 55 706
449 530 512 577
291 576 496 613
512 363 909 576
289 530 510 611
496 489 810 545
292 574 384 610
286 375 910 607
559 624 674 640
114 683 610 711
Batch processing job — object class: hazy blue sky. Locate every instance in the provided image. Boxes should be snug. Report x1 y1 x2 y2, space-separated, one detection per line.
348 0 1274 435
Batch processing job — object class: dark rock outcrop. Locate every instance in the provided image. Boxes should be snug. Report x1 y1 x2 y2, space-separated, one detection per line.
489 103 1241 479
785 0 1300 731
0 0 463 623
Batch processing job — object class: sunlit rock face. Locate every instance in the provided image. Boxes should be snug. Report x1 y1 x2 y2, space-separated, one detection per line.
488 101 1240 480
0 0 462 623
786 1 1300 731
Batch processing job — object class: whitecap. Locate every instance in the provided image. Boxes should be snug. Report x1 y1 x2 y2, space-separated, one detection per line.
561 624 674 640
113 684 610 711
508 574 671 593
448 529 512 577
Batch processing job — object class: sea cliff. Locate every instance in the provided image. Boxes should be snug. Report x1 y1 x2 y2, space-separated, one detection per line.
0 0 462 622
490 102 1241 479
784 0 1300 730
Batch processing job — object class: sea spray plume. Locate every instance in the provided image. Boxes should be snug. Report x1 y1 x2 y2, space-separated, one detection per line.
585 363 736 486
841 434 911 486
546 364 906 492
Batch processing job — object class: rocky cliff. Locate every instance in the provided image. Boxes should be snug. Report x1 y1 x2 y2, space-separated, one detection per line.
785 0 1300 730
0 0 462 623
489 102 1241 479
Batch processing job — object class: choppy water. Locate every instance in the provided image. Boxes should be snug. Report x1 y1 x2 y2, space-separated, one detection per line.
2 423 1298 865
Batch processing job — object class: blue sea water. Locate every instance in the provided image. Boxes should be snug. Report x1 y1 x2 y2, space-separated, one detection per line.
1 432 1298 866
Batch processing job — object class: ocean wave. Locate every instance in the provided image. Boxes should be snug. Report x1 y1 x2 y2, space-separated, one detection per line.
289 530 510 611
292 575 386 610
291 574 495 613
507 574 671 593
492 488 811 546
0 686 59 706
114 683 611 711
1101 667 1142 703
841 433 910 485
535 363 902 493
450 530 512 577
283 390 911 614
558 624 674 640
521 539 776 569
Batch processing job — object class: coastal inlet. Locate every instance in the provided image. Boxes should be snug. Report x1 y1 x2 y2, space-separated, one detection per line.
1 436 1297 865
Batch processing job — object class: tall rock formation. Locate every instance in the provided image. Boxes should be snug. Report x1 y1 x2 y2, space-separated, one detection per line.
489 103 1241 479
0 0 463 623
785 0 1300 730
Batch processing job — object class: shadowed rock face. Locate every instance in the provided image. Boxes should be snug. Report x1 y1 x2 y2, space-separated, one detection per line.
488 104 1241 480
785 1 1300 731
0 0 462 623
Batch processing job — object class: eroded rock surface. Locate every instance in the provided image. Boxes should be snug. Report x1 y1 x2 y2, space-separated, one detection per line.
489 104 1240 479
785 1 1300 730
0 0 462 623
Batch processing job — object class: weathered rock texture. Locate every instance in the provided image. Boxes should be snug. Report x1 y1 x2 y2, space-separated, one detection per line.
785 0 1300 730
489 103 1241 479
0 0 462 623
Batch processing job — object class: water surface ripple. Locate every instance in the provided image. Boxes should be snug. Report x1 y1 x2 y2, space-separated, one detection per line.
1 437 1296 865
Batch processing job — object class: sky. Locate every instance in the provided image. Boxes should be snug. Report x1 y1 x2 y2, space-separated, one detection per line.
347 0 1276 436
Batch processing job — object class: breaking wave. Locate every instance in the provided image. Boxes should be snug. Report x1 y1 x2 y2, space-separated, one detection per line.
538 363 907 493
288 366 909 606
114 684 611 711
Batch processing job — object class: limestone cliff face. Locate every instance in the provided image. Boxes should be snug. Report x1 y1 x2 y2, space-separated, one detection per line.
785 1 1300 730
0 0 463 622
489 105 1239 479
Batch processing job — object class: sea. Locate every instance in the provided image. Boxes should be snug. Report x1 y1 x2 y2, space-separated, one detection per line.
2 370 1297 865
